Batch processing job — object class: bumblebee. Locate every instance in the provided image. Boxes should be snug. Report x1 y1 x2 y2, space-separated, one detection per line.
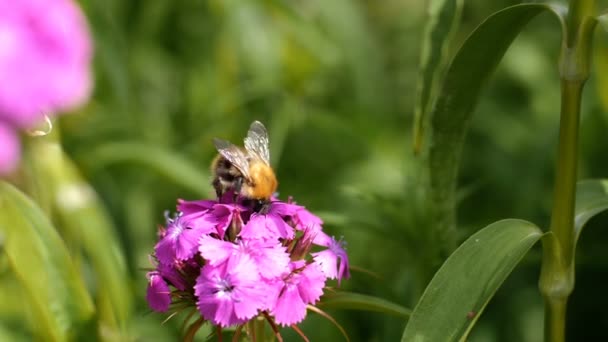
211 121 278 212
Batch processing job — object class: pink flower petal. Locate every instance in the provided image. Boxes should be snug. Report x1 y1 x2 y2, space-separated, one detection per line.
194 255 268 327
146 272 171 312
273 284 307 326
298 263 326 304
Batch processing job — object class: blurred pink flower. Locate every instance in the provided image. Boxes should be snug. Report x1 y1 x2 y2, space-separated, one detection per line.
0 0 92 174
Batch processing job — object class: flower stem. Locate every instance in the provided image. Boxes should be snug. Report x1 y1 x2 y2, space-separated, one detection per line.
539 1 596 342
255 316 267 342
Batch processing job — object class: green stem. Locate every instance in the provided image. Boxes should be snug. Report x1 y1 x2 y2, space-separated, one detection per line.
549 80 583 265
544 297 568 342
539 1 596 342
255 316 267 342
247 316 270 342
566 0 597 47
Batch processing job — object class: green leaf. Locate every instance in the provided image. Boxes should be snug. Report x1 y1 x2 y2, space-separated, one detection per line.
594 38 608 113
25 139 132 337
318 291 411 319
574 179 608 245
0 182 95 341
413 0 464 153
401 219 543 342
596 12 608 33
79 142 210 197
426 3 565 253
315 0 389 113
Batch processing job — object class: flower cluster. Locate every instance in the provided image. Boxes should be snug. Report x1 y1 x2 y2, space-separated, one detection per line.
0 0 92 174
146 193 349 329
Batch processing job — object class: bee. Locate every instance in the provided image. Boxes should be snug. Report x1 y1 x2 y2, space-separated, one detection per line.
211 121 278 212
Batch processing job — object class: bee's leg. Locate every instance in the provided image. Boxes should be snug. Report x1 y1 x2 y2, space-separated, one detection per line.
255 200 270 214
232 177 243 203
212 178 223 199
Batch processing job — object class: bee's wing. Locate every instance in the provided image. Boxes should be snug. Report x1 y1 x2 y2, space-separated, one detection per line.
244 121 270 164
213 138 250 178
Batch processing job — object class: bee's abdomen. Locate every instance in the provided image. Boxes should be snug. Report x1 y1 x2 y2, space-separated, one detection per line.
213 157 239 179
212 156 246 199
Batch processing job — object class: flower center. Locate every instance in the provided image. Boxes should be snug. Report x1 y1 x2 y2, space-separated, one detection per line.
216 278 235 295
168 222 184 240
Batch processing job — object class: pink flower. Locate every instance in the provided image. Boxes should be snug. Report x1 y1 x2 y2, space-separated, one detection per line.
146 272 171 312
0 0 92 174
271 261 327 326
155 214 215 264
194 254 268 327
146 194 350 335
0 0 92 125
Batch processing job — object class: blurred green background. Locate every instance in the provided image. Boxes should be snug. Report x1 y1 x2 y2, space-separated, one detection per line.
5 0 608 340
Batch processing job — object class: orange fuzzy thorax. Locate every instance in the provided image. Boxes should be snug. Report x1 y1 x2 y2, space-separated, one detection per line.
244 160 277 200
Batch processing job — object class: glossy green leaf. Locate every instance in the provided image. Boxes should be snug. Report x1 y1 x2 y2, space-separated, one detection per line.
413 0 464 153
574 179 608 245
25 139 132 337
80 142 209 197
401 219 543 341
318 291 411 318
427 3 565 250
0 182 94 341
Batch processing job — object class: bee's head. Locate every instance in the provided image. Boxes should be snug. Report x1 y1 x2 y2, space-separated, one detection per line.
253 199 270 214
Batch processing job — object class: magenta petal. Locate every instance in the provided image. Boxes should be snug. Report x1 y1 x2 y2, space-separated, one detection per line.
251 242 290 279
194 255 267 327
212 203 247 236
312 230 332 247
185 211 219 232
269 201 300 217
240 212 294 241
273 284 307 326
294 207 324 230
199 235 234 266
154 235 176 265
312 237 350 284
0 123 20 174
297 263 326 304
158 262 187 291
267 214 295 239
147 273 171 312
175 227 205 260
177 198 215 214
215 298 243 327
312 249 338 279
239 214 267 240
